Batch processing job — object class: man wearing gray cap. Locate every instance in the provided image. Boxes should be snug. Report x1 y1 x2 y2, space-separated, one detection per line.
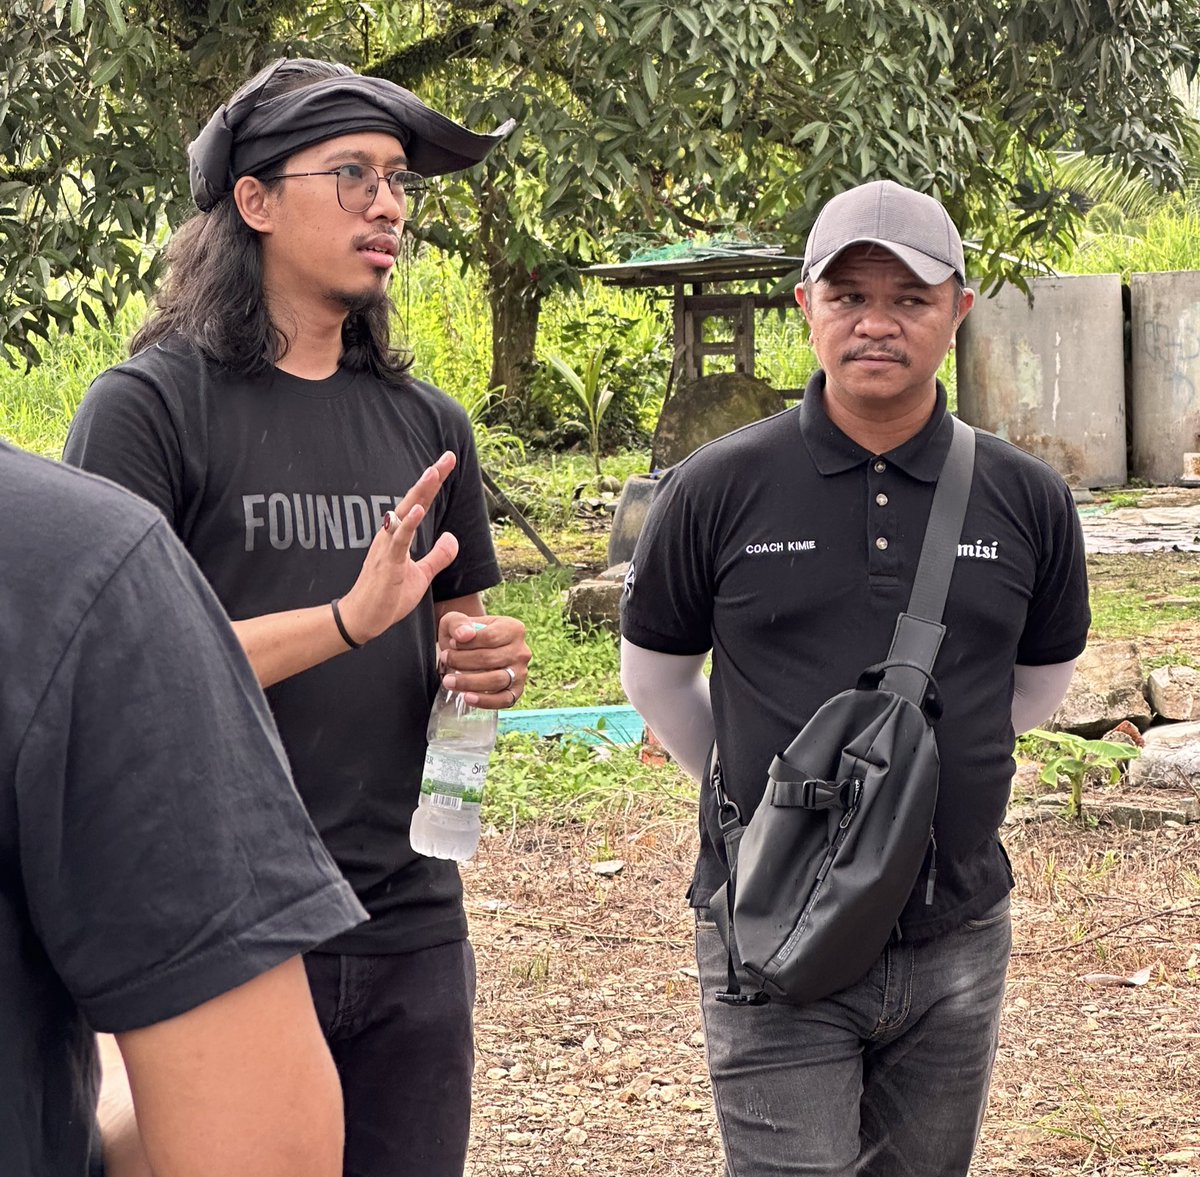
621 179 1088 1174
65 58 531 1177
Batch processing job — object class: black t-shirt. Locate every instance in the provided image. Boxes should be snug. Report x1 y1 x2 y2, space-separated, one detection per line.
621 376 1090 939
0 441 364 1177
63 337 502 953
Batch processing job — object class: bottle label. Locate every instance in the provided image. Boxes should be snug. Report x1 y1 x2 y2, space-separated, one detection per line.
420 749 488 807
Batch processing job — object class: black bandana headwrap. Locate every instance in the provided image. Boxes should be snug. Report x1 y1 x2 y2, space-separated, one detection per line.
188 61 514 212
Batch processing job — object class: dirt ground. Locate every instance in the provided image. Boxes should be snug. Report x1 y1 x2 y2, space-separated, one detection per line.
475 508 1200 1174
463 805 1200 1176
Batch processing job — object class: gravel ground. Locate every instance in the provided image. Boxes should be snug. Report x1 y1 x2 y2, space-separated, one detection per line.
464 799 1200 1176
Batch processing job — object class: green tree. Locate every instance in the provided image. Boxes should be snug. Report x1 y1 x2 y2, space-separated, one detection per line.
0 0 362 367
366 0 1200 415
4 0 1200 412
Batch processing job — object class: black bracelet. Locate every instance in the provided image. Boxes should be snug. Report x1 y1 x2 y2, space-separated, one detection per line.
331 598 362 649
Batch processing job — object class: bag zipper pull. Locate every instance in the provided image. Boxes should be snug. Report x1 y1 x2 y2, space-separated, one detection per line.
924 831 938 905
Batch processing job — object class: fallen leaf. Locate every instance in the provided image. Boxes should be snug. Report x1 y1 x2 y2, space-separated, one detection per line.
1080 964 1153 987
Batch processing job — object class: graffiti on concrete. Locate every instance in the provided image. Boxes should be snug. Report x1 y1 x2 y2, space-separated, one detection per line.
1139 311 1200 402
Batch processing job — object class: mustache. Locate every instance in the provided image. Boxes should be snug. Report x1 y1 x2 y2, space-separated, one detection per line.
842 343 910 367
351 230 402 253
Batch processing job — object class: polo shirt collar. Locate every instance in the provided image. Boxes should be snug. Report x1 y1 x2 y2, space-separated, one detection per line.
799 370 953 483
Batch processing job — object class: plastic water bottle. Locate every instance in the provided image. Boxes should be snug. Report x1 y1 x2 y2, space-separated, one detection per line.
410 686 498 861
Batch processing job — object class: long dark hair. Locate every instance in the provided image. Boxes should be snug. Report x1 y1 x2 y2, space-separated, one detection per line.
132 58 413 383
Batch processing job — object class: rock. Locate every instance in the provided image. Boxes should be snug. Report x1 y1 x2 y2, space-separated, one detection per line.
1102 719 1146 747
1127 721 1200 805
597 561 630 582
1050 640 1151 737
566 579 623 633
607 475 661 567
1147 665 1200 721
616 1073 654 1102
1095 799 1199 826
651 372 787 470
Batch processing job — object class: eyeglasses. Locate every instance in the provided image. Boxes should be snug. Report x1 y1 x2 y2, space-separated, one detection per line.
262 163 427 215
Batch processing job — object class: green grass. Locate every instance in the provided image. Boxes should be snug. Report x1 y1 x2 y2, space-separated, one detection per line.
489 447 652 529
1142 646 1200 672
1087 553 1200 639
483 568 622 708
1066 202 1200 279
0 301 141 456
484 731 692 824
1088 586 1200 638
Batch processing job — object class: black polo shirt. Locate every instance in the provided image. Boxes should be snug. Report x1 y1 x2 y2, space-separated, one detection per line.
621 373 1089 939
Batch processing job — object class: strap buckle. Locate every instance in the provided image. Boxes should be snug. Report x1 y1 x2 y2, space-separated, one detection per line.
715 989 770 1006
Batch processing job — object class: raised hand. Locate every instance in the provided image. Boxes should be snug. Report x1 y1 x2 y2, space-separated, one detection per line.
334 451 460 644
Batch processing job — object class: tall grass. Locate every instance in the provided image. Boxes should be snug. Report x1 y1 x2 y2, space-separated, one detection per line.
0 300 142 457
396 248 493 406
0 248 676 456
1065 201 1200 278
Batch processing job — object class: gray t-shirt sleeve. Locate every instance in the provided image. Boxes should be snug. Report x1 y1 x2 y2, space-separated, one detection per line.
15 519 365 1033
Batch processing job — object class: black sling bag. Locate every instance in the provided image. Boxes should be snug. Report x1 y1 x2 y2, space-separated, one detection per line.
708 415 976 1006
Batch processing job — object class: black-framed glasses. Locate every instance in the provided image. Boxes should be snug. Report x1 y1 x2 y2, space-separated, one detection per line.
262 163 426 215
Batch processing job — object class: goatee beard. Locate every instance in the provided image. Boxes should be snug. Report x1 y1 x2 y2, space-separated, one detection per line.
328 286 390 315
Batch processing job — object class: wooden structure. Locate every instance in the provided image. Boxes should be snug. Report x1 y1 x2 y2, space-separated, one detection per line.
584 243 806 396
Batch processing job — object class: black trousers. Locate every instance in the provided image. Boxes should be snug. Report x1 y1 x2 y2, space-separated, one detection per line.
304 941 476 1177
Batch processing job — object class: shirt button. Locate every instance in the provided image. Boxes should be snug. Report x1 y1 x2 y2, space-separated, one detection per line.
874 460 887 473
876 537 889 550
876 493 888 507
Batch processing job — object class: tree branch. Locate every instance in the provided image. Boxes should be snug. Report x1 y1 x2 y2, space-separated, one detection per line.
0 163 55 186
366 11 511 88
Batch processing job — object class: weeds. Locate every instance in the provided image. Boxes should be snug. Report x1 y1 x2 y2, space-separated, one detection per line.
484 732 691 825
1029 1076 1127 1164
0 298 141 455
1024 729 1139 822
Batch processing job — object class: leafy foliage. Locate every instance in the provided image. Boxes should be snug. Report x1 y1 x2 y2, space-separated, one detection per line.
379 0 1200 408
546 350 614 477
5 0 1200 406
0 0 365 367
1023 728 1139 823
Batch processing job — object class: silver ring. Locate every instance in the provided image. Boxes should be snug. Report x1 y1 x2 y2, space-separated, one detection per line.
503 666 516 688
506 688 517 707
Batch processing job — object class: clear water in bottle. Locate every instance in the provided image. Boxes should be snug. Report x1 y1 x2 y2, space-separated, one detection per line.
410 686 498 862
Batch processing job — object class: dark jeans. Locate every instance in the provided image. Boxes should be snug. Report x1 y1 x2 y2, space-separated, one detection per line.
696 896 1012 1177
304 941 476 1177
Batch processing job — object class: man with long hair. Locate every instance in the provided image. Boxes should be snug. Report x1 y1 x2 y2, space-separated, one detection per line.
65 58 531 1177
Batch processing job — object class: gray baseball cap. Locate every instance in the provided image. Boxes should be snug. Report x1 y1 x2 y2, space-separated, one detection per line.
802 179 965 285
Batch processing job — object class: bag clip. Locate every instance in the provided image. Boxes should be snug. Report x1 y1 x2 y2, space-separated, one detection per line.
715 988 770 1006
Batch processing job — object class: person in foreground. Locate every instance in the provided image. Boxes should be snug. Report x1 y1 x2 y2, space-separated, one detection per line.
620 179 1090 1176
0 439 459 1174
64 57 531 1177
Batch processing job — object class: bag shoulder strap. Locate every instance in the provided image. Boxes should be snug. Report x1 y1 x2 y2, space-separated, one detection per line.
906 414 976 623
880 416 976 700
